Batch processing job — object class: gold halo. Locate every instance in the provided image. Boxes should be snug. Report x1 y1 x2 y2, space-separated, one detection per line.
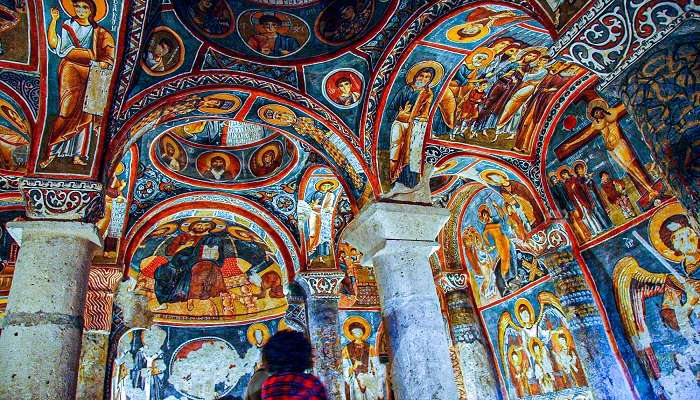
435 159 457 174
183 121 208 134
648 202 697 262
0 100 28 133
247 323 271 347
480 169 509 186
507 346 522 363
159 134 183 158
314 178 339 192
552 329 572 347
405 60 444 88
446 22 490 43
464 47 495 68
254 142 282 167
149 222 178 237
571 159 587 174
277 319 290 331
61 0 108 22
586 98 610 121
514 298 535 328
516 46 547 61
227 225 262 242
556 166 574 179
179 217 227 234
257 104 297 127
528 336 545 356
198 93 241 114
343 316 371 342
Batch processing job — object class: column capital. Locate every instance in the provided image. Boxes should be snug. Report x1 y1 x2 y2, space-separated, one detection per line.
6 220 103 247
19 177 104 222
435 272 469 294
341 202 450 264
295 270 345 298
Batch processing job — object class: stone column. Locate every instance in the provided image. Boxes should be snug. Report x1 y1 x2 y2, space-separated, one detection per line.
296 270 345 400
342 202 459 400
436 272 499 399
0 221 102 400
616 24 700 230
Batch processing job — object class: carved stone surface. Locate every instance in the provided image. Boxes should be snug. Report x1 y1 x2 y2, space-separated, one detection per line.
19 178 104 222
296 271 345 298
551 0 698 87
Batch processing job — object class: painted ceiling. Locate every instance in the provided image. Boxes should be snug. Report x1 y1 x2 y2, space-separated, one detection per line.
1 0 698 399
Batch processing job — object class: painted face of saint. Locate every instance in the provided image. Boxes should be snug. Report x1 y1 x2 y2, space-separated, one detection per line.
558 335 568 349
592 107 607 120
522 52 539 64
210 156 226 171
351 327 364 340
202 99 223 109
154 42 170 57
254 329 264 345
338 80 353 95
574 165 585 176
491 40 512 54
262 151 275 166
198 0 213 10
263 21 279 34
560 171 571 180
671 226 699 257
340 6 356 20
73 1 92 20
519 307 532 325
191 221 214 234
414 71 433 88
165 143 176 157
600 173 610 183
472 53 488 67
319 182 333 192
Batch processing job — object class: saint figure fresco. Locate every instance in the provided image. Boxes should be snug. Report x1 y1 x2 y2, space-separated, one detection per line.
41 0 115 169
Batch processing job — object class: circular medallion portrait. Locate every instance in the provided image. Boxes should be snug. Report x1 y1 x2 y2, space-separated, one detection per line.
322 68 363 109
237 10 310 58
141 26 185 76
196 151 240 182
179 0 235 38
196 93 242 115
169 337 239 399
316 0 375 45
157 134 188 172
250 141 283 177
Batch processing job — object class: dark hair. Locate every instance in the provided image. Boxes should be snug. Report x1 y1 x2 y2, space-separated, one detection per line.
599 171 610 178
159 38 174 50
336 77 352 87
413 67 435 82
259 14 282 25
211 155 226 164
262 330 313 373
591 106 610 116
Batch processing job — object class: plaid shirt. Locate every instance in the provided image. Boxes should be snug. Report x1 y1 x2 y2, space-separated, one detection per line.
261 372 328 400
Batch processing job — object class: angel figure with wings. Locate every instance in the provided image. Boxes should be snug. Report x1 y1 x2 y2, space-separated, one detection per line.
498 292 588 397
612 203 700 395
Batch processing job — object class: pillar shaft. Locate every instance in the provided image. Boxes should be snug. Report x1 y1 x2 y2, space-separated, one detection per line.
342 202 458 400
297 271 345 400
443 288 499 399
0 221 101 400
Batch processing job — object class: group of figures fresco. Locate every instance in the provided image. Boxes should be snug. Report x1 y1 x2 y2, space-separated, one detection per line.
495 292 590 399
170 0 388 60
546 92 668 243
381 6 584 189
129 213 288 323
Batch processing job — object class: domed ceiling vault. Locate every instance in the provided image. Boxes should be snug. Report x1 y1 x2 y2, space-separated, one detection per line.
1 0 697 399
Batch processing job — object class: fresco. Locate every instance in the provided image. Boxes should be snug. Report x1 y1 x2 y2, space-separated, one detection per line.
339 311 390 400
150 127 297 188
458 187 548 306
337 242 380 309
481 284 594 400
111 320 288 399
170 0 394 62
581 202 700 399
0 92 29 172
36 0 124 176
128 210 289 324
545 90 669 243
298 167 343 269
140 26 185 77
0 0 29 63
